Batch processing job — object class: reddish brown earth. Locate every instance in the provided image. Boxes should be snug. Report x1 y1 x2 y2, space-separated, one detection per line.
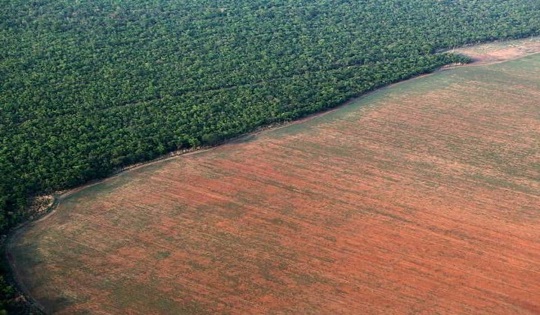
8 53 540 314
453 37 540 65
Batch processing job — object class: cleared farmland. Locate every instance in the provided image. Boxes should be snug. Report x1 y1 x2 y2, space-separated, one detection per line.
9 54 540 314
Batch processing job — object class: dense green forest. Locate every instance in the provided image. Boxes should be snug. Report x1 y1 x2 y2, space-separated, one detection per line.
0 0 539 310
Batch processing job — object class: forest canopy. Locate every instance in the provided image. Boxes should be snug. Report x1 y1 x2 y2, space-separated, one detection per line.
1 0 539 231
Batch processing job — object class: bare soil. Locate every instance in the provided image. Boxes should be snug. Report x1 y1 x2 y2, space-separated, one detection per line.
7 44 540 314
453 36 540 65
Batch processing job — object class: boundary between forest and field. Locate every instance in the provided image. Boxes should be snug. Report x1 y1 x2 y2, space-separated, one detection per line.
4 36 540 314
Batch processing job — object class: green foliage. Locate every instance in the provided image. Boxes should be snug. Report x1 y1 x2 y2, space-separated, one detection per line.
1 0 539 226
0 265 26 314
1 0 539 223
0 0 539 248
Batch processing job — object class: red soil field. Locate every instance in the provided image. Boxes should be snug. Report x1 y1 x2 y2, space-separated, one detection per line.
8 54 540 314
453 36 540 65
